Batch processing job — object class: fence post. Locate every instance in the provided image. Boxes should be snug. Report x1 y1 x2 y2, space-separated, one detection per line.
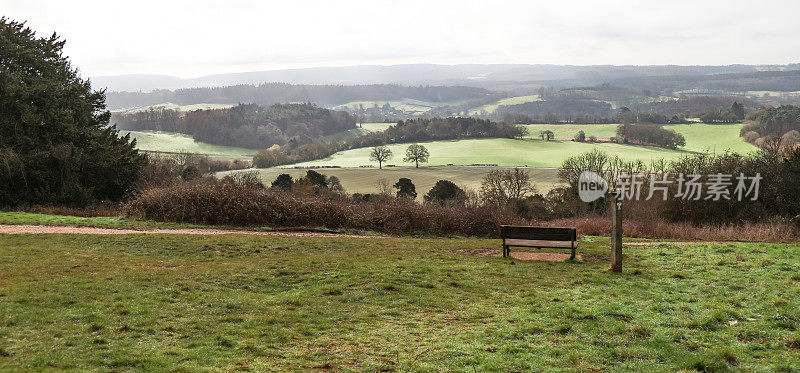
610 196 623 272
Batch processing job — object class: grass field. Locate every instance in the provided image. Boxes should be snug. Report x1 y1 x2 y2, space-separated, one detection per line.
123 130 257 160
287 122 755 169
222 166 562 198
468 95 542 115
1 232 798 371
321 123 394 143
522 123 757 154
285 138 695 169
0 212 202 230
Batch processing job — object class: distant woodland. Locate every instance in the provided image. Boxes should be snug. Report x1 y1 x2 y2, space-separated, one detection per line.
105 84 492 110
113 103 356 149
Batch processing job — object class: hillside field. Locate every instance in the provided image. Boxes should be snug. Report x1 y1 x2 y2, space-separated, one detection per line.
320 123 393 143
287 123 755 168
468 94 542 115
123 130 257 160
522 123 756 154
221 166 562 198
1 232 798 371
286 138 693 169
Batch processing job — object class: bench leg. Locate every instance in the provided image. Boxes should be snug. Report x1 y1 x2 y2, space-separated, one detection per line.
570 247 576 260
503 245 509 257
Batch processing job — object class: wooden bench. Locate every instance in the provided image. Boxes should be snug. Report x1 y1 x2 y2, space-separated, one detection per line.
500 225 578 260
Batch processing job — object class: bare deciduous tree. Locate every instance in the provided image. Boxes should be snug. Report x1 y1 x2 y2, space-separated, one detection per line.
369 145 393 169
480 168 536 205
403 144 430 168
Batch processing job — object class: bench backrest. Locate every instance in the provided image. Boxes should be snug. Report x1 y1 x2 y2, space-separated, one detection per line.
500 225 576 241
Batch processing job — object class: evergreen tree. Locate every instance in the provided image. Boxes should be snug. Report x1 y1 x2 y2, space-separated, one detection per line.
393 178 417 199
424 180 466 205
271 174 294 190
0 18 146 206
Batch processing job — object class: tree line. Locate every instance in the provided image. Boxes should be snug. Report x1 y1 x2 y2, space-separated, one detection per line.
113 103 357 149
252 117 529 168
105 83 493 110
615 123 686 149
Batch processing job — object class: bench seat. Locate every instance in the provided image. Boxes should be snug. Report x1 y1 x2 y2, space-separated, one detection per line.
500 225 578 259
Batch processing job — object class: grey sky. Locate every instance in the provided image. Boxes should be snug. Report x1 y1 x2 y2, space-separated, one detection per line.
4 0 799 78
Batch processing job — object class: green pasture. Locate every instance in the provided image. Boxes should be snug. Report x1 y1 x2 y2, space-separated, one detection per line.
285 138 695 169
468 95 542 115
321 123 394 143
1 232 798 371
521 123 757 154
123 130 257 160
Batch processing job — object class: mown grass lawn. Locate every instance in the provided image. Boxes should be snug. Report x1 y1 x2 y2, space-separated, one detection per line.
0 234 798 371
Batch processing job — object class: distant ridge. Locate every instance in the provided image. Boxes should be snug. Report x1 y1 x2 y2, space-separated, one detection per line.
91 63 800 92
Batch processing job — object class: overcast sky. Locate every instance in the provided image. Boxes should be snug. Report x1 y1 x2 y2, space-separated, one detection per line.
4 0 799 78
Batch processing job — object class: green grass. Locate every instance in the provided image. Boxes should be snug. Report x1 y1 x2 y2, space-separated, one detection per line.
522 123 757 154
468 95 542 115
221 166 562 198
320 123 393 143
0 212 203 230
123 130 257 160
284 138 696 168
284 123 754 169
1 233 798 370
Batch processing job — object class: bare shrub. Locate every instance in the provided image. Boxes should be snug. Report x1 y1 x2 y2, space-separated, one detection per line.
480 168 536 206
123 182 524 237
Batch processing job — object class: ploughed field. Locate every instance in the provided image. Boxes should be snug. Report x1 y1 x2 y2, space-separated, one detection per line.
0 232 798 371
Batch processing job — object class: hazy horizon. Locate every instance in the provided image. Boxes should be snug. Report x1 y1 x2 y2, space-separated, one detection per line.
5 0 800 78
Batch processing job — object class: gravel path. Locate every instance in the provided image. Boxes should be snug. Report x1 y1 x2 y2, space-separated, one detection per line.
0 224 383 238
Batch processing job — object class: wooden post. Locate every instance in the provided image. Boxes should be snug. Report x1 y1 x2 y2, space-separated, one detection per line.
610 197 623 272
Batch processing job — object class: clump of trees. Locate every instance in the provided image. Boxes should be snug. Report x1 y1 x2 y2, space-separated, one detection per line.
492 99 613 120
740 105 800 147
393 178 417 199
700 102 746 124
347 117 529 149
0 18 145 206
424 180 467 205
615 123 686 149
539 130 554 141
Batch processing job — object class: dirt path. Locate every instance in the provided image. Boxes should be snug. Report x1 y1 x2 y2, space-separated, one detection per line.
623 241 740 246
0 224 757 246
0 224 384 238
